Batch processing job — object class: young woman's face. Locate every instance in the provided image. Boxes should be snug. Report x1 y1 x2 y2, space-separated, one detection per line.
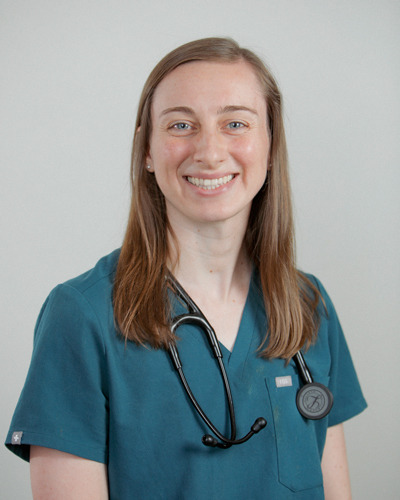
146 60 270 228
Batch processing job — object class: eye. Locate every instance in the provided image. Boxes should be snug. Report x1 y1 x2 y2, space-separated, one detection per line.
226 121 247 131
167 122 195 135
171 122 191 131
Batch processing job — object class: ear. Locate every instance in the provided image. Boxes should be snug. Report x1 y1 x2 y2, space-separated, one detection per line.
140 126 154 172
145 150 154 172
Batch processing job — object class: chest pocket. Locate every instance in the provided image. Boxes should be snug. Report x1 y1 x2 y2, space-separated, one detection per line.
265 375 330 492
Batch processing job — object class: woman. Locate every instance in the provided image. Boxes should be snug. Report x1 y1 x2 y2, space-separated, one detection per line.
6 38 366 499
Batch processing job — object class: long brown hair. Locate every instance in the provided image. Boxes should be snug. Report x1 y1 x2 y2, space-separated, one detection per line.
113 37 321 359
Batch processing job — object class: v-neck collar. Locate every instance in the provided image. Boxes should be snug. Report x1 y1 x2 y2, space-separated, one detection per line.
170 270 263 374
218 270 261 371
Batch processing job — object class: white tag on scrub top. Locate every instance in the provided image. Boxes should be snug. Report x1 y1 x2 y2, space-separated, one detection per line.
275 376 292 388
11 431 23 445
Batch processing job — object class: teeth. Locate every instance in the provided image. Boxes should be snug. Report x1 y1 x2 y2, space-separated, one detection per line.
187 175 234 190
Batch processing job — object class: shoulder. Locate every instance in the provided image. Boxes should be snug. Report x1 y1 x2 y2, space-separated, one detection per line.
300 274 367 424
53 248 120 312
298 271 344 357
35 249 121 346
299 271 336 317
62 248 120 296
299 272 351 372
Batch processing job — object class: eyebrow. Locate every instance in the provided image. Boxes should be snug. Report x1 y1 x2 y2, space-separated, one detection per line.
218 105 258 115
160 106 194 117
159 105 258 117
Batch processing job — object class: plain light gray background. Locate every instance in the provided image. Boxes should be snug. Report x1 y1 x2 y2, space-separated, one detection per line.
1 0 399 498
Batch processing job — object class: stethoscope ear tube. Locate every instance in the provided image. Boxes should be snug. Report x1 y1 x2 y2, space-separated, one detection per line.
202 417 267 448
168 339 267 449
168 275 267 449
169 342 235 447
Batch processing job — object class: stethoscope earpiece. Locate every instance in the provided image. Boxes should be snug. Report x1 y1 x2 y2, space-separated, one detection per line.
251 417 267 433
202 435 218 447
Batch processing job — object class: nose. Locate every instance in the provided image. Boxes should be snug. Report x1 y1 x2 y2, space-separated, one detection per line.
192 127 227 168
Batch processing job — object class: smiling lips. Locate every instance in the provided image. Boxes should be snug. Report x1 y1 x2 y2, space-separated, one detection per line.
186 174 235 190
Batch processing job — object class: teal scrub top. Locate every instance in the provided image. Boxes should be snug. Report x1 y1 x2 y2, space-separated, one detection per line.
5 250 367 499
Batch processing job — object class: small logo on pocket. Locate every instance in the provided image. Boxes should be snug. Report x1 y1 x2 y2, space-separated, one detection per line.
275 376 292 388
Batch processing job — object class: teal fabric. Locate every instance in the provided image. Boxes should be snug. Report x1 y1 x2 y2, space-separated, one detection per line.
5 250 367 499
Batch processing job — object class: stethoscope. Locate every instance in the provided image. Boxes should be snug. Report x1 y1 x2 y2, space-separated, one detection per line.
167 275 333 449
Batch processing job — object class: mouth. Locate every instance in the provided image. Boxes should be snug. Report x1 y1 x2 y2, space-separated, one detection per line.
186 174 235 190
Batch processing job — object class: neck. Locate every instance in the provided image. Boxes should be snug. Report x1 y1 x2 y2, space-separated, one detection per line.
167 214 252 302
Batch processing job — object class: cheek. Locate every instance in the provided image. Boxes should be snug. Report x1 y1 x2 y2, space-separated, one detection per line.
231 136 269 167
156 138 191 165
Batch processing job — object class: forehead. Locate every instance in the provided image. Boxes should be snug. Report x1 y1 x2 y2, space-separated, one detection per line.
151 60 266 113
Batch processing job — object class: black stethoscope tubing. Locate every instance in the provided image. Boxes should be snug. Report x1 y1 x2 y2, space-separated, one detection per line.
167 275 333 449
169 314 236 445
168 276 266 448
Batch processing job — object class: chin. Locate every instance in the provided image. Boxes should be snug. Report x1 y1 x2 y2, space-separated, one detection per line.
193 209 247 225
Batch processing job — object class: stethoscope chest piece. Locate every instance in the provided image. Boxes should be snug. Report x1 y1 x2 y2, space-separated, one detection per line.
296 382 333 420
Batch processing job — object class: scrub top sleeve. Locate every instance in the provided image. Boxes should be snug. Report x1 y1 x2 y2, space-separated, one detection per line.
312 277 367 427
5 284 109 464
